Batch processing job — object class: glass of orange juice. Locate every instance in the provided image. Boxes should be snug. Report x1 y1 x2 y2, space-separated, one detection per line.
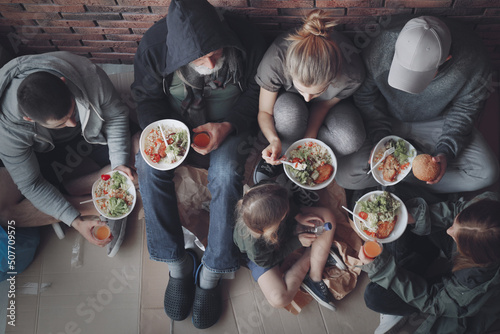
193 131 211 148
363 240 383 259
92 224 111 241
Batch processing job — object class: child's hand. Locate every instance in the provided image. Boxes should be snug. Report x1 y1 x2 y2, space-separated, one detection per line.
298 232 317 247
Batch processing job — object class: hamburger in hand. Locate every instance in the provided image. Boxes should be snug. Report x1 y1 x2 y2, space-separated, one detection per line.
412 154 441 182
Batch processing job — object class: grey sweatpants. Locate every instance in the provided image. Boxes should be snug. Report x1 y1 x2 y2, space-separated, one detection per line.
273 92 366 157
335 118 499 193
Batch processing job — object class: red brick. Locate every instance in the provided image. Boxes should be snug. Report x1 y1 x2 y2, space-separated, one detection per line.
86 5 150 13
41 27 73 34
414 8 484 16
0 4 24 11
348 8 412 16
248 15 304 25
117 0 171 5
226 8 279 16
105 34 143 42
317 0 380 8
91 52 135 59
0 18 37 27
120 13 166 22
97 20 155 29
82 40 138 48
209 0 247 7
150 6 168 15
112 47 138 53
281 8 344 16
385 0 452 8
61 13 122 20
20 38 52 46
73 27 130 35
52 0 116 4
23 4 85 13
37 20 96 27
9 0 52 3
455 0 500 7
58 45 112 53
12 26 44 36
250 1 314 9
90 57 122 64
20 33 104 40
131 28 149 34
1 11 60 20
477 31 500 41
51 39 83 46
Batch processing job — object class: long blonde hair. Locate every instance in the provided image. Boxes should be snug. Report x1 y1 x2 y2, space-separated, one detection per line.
235 183 290 245
285 9 342 87
452 199 500 272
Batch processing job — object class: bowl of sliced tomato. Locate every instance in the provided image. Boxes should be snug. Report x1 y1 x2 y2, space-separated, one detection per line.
140 119 190 171
352 190 407 243
283 139 337 190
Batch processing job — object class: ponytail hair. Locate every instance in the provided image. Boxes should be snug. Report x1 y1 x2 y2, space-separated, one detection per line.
452 199 500 272
285 9 342 87
235 183 290 245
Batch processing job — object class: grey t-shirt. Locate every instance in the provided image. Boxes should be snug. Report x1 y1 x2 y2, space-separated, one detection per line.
255 30 365 101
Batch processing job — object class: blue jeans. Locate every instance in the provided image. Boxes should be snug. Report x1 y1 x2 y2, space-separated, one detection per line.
136 130 254 273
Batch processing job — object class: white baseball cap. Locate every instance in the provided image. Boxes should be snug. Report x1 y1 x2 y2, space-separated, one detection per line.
388 16 451 94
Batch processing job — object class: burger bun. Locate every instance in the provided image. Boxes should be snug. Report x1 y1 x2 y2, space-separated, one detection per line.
412 154 440 182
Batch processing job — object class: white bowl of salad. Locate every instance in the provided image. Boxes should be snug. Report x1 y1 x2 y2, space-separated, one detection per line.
283 138 337 190
352 190 407 243
92 170 136 220
370 135 416 186
140 119 190 171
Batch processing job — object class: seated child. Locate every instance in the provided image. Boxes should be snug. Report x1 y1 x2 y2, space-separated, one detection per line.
358 191 500 334
233 183 340 311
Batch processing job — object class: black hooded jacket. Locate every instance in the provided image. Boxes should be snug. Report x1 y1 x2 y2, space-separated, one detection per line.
131 0 267 133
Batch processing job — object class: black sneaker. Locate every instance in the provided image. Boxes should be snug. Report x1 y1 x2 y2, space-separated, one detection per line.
253 159 283 184
301 274 336 311
326 245 347 271
290 183 320 207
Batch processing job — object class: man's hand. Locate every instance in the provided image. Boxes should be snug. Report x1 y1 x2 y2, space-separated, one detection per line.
427 153 447 185
114 165 136 181
191 122 233 155
71 215 112 247
261 138 282 165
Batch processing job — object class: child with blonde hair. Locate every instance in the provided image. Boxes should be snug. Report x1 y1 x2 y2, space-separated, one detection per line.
253 9 366 184
234 183 342 310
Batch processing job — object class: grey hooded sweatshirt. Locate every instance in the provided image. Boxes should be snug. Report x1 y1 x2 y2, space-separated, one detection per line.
0 51 130 226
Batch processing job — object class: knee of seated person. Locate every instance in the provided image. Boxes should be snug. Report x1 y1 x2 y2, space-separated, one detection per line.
274 92 308 117
266 290 292 309
363 283 385 312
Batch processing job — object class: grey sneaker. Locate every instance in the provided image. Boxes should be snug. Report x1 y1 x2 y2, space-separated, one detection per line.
327 245 347 271
105 217 127 257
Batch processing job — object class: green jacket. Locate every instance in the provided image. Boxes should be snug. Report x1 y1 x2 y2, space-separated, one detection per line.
361 192 500 334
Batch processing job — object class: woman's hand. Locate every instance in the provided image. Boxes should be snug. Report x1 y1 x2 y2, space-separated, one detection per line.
357 245 375 265
261 139 283 165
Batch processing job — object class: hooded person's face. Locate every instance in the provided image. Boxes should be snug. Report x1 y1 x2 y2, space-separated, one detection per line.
189 48 225 75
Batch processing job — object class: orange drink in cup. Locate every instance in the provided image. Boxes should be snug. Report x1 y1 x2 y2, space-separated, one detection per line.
193 131 210 148
363 240 383 259
92 224 111 241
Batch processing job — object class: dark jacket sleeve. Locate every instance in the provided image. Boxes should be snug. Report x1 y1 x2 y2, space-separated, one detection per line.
131 19 172 130
223 16 268 134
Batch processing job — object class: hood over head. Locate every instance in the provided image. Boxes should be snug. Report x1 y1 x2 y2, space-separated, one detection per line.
165 0 244 74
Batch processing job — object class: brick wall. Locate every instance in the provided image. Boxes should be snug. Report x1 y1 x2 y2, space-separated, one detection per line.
0 0 499 68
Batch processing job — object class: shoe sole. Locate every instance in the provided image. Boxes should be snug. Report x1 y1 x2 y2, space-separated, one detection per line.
300 282 336 311
329 249 347 271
